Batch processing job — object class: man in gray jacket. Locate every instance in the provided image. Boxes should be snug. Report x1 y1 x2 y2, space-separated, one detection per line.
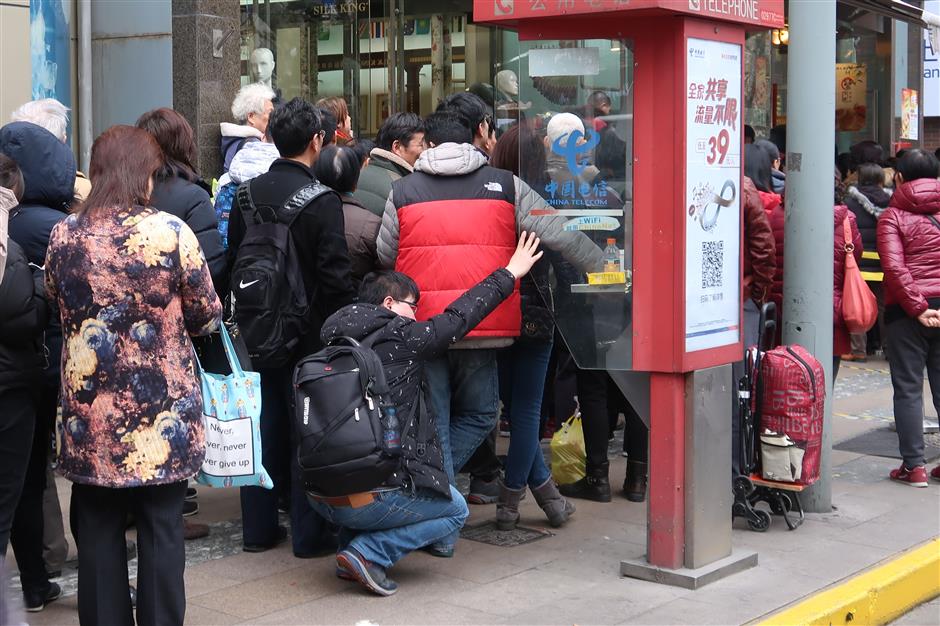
354 113 425 216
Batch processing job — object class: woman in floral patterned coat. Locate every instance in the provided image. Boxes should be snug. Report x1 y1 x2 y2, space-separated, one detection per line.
44 125 221 626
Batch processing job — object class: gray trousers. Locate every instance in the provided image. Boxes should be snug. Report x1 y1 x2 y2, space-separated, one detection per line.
886 316 940 468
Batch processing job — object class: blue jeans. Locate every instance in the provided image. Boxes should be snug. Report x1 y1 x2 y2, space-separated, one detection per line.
499 340 554 489
308 486 468 568
425 350 500 482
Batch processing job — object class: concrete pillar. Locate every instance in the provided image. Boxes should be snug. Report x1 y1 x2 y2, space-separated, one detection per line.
783 0 837 513
172 0 241 180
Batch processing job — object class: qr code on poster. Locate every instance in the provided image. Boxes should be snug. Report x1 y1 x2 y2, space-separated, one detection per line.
701 241 724 289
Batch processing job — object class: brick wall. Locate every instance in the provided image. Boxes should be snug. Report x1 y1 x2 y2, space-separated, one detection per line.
925 117 940 153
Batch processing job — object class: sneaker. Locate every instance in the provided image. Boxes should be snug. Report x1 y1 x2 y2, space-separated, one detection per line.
24 582 61 612
889 464 928 487
930 465 940 483
467 475 501 505
185 487 198 500
336 564 356 581
182 500 199 517
336 549 398 596
498 418 511 438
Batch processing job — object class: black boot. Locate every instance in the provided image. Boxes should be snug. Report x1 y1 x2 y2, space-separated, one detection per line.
558 463 611 503
622 460 648 502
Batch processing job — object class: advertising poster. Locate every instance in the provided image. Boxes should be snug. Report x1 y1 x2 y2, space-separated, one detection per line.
835 63 867 132
685 38 742 353
30 0 72 108
900 88 919 140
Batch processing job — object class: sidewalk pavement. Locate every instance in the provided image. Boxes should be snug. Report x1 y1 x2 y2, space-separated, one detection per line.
20 357 940 625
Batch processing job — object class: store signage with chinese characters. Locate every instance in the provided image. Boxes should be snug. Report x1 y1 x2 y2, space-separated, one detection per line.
684 37 741 353
473 0 784 28
835 63 867 132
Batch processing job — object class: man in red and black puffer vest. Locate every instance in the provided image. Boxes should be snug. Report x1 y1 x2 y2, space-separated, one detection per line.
376 108 603 500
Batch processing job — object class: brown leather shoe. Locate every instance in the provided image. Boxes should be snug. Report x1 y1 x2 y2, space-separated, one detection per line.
183 519 210 540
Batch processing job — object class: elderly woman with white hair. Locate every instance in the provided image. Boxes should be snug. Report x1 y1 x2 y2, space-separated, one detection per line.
10 98 91 202
220 83 275 173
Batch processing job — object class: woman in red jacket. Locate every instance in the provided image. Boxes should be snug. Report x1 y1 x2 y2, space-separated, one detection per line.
876 149 940 487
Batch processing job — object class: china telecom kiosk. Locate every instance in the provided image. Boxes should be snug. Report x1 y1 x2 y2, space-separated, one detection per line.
473 0 785 586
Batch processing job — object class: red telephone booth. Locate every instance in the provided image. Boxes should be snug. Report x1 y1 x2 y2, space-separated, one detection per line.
474 0 784 586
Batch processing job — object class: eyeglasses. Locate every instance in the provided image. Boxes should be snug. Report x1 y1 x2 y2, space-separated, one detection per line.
394 298 419 313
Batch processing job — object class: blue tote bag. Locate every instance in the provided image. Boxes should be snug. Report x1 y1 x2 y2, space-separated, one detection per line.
194 325 273 489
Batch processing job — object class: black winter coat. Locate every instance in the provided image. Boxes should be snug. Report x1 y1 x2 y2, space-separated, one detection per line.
0 122 75 385
320 268 516 498
0 122 75 267
0 240 47 392
844 184 891 273
228 158 356 361
150 174 228 293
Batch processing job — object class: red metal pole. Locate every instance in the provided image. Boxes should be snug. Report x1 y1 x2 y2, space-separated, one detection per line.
647 372 686 569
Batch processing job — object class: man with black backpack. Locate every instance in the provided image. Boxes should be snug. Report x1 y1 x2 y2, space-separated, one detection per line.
227 97 356 557
313 233 544 596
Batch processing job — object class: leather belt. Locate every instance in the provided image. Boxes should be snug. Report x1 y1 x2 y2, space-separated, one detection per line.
308 491 376 508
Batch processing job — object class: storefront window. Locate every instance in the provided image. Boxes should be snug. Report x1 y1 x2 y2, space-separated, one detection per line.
767 8 925 153
513 39 635 371
893 19 925 148
238 0 492 138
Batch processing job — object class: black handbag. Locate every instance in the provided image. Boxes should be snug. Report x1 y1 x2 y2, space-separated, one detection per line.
521 297 555 342
194 320 253 375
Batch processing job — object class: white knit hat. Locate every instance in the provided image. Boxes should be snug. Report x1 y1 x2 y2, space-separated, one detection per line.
547 112 586 146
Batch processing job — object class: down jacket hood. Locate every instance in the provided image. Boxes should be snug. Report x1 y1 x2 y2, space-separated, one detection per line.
846 185 891 219
414 143 488 177
889 178 940 215
228 141 280 184
0 122 76 212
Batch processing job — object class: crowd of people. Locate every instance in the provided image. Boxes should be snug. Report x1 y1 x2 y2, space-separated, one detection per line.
0 83 938 624
739 128 940 487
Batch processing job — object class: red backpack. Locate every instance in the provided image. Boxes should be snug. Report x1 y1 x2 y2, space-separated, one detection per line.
759 345 826 486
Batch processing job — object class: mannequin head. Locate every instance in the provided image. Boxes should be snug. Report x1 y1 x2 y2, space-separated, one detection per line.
495 70 519 97
249 48 276 87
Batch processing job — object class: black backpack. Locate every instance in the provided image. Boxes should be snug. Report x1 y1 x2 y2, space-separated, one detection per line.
229 181 332 368
293 332 406 497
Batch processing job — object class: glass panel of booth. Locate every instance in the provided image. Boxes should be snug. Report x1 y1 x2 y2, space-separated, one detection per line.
509 38 635 371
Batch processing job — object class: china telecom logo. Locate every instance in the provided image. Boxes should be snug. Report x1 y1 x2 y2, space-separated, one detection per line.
551 129 600 176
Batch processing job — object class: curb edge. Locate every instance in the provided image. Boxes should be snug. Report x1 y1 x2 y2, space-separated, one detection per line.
756 537 940 626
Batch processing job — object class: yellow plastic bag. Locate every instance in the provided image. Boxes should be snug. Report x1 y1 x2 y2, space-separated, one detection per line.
551 412 586 485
